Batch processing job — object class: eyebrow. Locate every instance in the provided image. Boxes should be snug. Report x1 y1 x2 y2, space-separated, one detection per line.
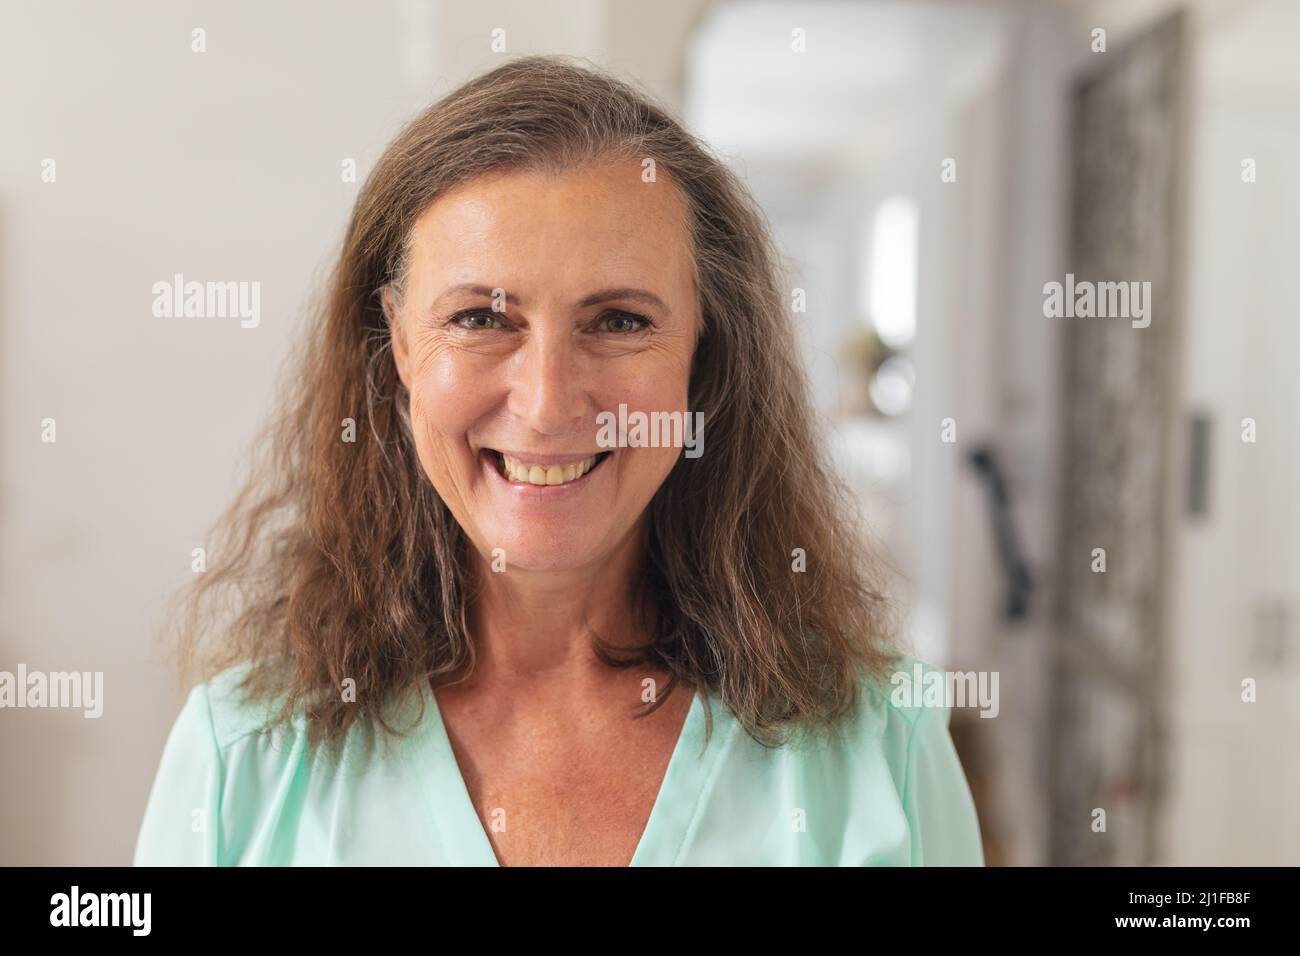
578 287 670 314
432 283 670 314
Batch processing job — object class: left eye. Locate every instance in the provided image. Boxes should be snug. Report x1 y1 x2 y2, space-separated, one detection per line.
450 310 502 330
598 312 649 333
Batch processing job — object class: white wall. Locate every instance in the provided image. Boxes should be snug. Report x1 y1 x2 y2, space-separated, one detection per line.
0 0 442 866
1160 0 1300 865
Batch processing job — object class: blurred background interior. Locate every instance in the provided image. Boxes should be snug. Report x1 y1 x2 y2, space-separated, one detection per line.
2 0 1297 865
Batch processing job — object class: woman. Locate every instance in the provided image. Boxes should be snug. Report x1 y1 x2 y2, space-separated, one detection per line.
134 56 983 866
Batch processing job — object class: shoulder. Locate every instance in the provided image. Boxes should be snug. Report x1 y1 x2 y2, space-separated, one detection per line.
852 655 954 750
135 660 290 866
855 655 973 792
137 661 384 866
710 655 982 865
145 659 312 810
849 655 985 865
191 660 291 751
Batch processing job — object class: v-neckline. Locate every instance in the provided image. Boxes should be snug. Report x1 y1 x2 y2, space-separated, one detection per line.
405 678 726 866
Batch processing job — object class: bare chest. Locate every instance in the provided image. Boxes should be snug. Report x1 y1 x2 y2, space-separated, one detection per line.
468 762 665 866
439 691 693 867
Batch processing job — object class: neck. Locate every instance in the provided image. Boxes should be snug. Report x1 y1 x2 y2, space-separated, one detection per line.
462 520 651 696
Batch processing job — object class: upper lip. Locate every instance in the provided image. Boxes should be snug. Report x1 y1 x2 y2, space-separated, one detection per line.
487 449 608 466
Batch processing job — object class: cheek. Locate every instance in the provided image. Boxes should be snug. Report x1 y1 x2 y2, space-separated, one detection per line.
406 349 498 471
630 445 684 497
610 356 691 419
605 361 693 490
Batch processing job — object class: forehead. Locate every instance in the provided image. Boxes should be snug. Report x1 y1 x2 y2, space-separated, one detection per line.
406 158 695 295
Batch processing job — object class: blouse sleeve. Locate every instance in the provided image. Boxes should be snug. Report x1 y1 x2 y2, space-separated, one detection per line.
133 682 224 866
901 700 985 866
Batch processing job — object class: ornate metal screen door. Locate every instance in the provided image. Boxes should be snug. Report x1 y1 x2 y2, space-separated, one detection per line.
1049 12 1188 865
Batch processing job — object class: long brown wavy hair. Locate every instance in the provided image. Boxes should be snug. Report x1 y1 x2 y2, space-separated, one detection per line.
172 55 900 754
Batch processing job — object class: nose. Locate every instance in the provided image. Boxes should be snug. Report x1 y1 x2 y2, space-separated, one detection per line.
505 325 589 437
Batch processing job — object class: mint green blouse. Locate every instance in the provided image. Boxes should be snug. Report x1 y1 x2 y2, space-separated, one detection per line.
134 657 984 866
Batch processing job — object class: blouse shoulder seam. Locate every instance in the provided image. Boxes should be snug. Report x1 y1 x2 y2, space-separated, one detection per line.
191 681 227 866
863 655 942 730
900 698 937 866
899 699 934 808
193 682 227 765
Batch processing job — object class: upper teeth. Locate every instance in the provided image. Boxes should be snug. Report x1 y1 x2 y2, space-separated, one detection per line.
501 454 599 485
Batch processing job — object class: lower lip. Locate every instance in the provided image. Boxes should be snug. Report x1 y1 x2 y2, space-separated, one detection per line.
481 450 610 497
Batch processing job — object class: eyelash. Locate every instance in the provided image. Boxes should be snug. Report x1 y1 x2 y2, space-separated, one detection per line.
446 309 650 334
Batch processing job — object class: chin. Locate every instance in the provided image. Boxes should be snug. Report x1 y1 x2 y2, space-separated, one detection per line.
477 528 609 574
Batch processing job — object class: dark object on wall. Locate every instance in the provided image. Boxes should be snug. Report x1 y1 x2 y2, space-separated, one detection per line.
968 446 1033 620
1049 11 1188 866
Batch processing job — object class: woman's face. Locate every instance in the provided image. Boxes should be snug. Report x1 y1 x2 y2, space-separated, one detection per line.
387 158 699 574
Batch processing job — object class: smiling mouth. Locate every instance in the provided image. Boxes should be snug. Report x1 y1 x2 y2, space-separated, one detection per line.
485 450 612 486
